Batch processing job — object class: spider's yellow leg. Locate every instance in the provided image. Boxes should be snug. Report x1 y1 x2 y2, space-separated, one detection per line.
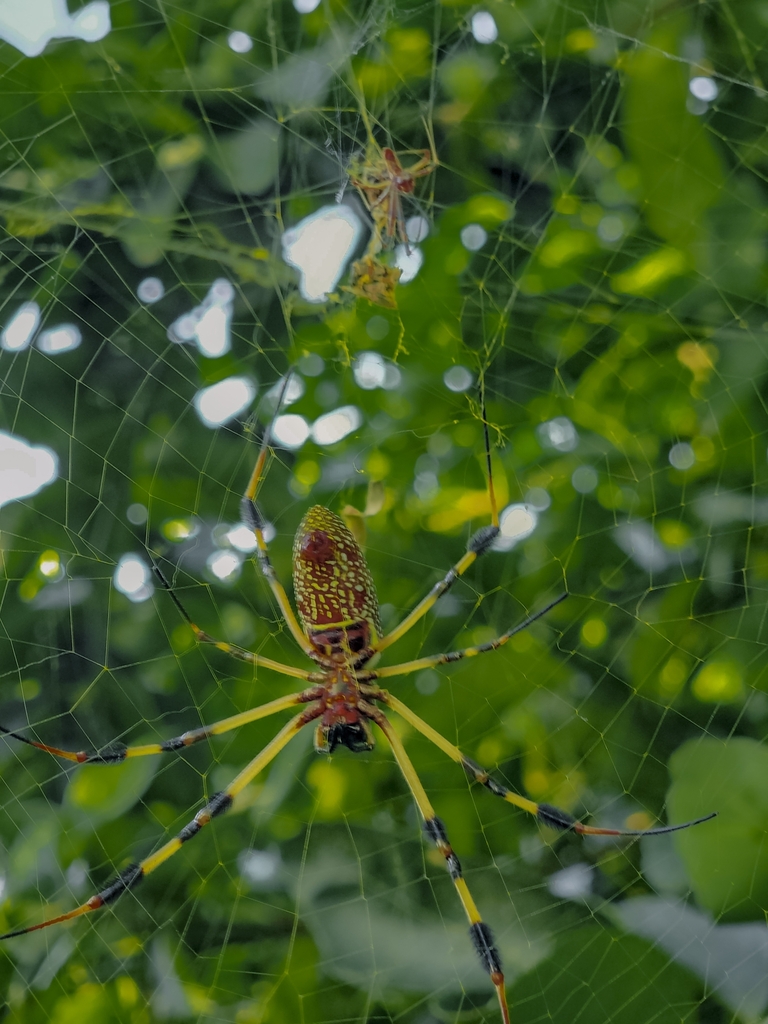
353 179 394 250
371 529 501 655
368 593 569 677
372 379 501 656
0 707 320 940
379 182 401 246
0 689 322 765
370 706 510 1024
407 151 438 178
153 563 316 678
241 494 310 656
240 375 315 658
376 691 717 838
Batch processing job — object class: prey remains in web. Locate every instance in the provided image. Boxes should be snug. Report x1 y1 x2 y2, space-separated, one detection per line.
0 374 716 1024
348 142 437 254
344 114 437 308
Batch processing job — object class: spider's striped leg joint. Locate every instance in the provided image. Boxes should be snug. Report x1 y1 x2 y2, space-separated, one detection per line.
468 524 500 556
417 558 470 616
160 734 200 752
240 496 280 585
240 496 267 534
178 791 234 842
470 921 504 978
85 742 128 764
536 803 577 832
159 725 224 752
85 793 234 914
462 756 508 799
89 862 144 909
424 815 505 1003
424 816 463 880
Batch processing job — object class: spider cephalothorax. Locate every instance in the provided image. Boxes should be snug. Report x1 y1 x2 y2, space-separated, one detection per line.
315 705 375 753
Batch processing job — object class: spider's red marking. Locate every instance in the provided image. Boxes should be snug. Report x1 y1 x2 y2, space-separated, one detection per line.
301 530 334 564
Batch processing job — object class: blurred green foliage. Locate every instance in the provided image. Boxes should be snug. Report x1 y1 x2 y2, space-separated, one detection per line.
1 0 768 1022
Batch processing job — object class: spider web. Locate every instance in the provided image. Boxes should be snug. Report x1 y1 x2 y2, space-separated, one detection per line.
0 0 767 1022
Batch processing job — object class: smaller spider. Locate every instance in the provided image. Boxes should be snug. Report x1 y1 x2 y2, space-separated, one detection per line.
349 144 437 252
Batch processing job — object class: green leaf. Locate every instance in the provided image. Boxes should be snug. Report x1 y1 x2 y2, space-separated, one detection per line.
668 737 768 919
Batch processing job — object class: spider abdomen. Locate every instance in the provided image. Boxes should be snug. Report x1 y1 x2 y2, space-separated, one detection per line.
293 506 382 650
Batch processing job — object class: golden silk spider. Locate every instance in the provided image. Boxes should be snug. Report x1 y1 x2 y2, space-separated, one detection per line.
0 375 715 1023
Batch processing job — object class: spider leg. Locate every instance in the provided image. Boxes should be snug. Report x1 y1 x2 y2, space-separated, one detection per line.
373 708 511 1022
240 374 315 658
407 151 438 178
381 151 413 248
349 163 397 247
153 564 318 681
368 705 510 1024
393 192 410 252
368 520 502 655
365 593 568 677
376 691 716 838
387 193 399 245
0 706 321 940
361 182 396 250
367 181 393 211
384 148 436 184
369 381 501 656
385 147 435 247
0 689 322 765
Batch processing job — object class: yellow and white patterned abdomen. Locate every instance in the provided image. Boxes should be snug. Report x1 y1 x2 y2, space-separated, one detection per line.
292 506 383 641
